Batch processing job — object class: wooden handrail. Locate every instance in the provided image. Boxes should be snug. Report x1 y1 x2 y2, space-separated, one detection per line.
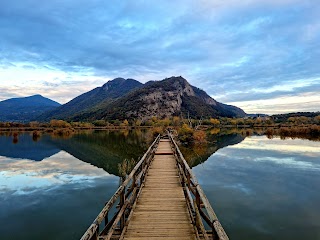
81 133 228 240
80 134 160 240
168 132 229 240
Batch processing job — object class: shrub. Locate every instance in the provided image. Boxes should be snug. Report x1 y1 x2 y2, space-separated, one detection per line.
193 130 207 143
178 124 194 143
50 120 71 128
152 126 164 137
209 118 220 126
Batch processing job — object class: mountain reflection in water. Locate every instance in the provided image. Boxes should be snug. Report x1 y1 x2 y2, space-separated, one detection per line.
1 130 242 176
1 130 318 240
0 130 153 175
179 133 245 167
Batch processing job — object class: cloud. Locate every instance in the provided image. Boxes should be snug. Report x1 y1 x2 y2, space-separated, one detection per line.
0 0 319 113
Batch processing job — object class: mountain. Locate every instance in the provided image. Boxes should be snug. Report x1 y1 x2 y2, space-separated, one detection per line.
0 95 60 122
69 76 246 121
39 78 142 120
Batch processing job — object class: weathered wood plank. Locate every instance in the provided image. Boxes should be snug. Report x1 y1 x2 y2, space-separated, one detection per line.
124 237 196 240
82 134 228 240
122 140 196 239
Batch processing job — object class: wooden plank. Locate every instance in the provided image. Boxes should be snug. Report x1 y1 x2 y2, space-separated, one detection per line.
81 135 161 240
83 135 228 240
122 140 197 240
124 237 196 240
168 133 229 240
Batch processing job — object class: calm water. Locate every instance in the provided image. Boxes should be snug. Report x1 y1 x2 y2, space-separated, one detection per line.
0 130 151 240
0 131 319 239
191 136 320 240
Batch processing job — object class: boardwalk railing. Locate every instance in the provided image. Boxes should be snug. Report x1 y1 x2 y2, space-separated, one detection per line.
168 132 229 240
81 133 229 240
80 134 161 240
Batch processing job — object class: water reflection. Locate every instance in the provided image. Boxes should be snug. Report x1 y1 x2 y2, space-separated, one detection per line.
1 131 319 240
180 133 245 167
192 136 320 240
0 151 114 194
0 130 152 175
51 130 152 175
0 134 59 161
0 130 151 240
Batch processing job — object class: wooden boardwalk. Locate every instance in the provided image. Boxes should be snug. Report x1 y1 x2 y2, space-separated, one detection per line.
123 139 196 239
80 134 228 240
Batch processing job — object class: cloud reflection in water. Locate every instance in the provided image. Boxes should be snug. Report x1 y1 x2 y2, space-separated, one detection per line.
0 150 117 195
192 136 320 240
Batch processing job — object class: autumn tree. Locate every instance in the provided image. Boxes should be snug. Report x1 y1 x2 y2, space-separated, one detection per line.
178 123 194 143
172 116 180 126
123 119 129 126
209 118 220 126
193 130 207 143
135 119 142 127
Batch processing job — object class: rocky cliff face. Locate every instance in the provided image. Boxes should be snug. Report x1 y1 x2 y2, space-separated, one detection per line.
126 77 197 121
81 76 246 121
40 76 246 122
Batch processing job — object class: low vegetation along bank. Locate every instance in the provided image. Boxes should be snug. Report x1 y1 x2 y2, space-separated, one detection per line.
1 115 320 143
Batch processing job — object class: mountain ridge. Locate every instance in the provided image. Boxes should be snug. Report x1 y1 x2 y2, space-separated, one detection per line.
0 95 60 122
65 76 246 121
38 78 142 120
1 76 246 122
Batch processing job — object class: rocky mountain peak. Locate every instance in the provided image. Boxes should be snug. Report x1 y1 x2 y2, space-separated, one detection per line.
38 76 246 121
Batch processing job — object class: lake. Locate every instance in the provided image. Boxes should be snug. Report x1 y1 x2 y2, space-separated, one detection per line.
0 130 319 239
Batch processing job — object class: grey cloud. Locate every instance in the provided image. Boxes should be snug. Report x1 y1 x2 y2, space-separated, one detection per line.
0 0 319 111
218 82 320 102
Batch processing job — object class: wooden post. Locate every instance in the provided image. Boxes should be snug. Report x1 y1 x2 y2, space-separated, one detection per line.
132 174 136 189
120 190 125 230
90 225 99 240
187 171 191 189
196 190 200 213
194 200 200 229
104 211 108 226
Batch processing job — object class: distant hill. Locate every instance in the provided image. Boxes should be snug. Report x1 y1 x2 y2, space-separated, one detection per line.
64 76 246 121
246 113 269 118
39 78 142 120
272 112 320 122
0 95 60 122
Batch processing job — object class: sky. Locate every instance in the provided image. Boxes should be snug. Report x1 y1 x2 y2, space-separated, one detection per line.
0 0 319 114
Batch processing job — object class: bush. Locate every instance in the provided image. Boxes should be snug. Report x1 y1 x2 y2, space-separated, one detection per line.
178 124 194 143
92 120 108 127
193 130 207 143
152 126 164 137
50 120 71 128
209 118 220 126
